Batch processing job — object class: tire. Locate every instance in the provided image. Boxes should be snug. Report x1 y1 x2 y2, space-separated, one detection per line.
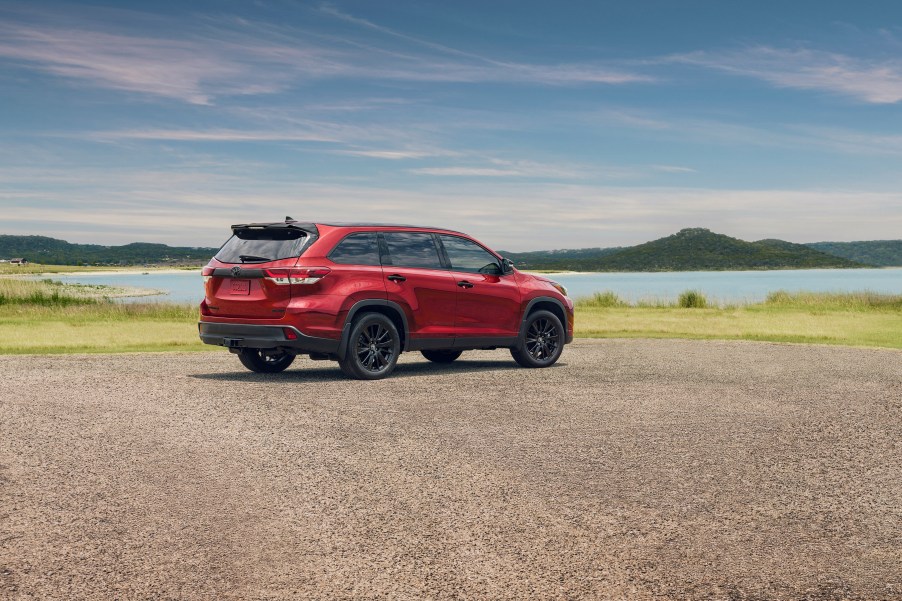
510 310 564 368
237 348 295 373
421 349 463 363
338 313 401 380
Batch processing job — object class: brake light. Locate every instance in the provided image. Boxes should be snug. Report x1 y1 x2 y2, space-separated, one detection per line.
202 266 214 284
263 267 331 285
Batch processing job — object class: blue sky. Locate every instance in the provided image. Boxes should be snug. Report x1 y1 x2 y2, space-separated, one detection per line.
2 1 902 250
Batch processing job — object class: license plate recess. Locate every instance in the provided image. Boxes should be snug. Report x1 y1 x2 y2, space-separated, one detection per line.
230 279 250 295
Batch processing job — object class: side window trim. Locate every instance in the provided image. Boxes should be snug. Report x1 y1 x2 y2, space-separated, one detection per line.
433 233 452 270
377 232 392 266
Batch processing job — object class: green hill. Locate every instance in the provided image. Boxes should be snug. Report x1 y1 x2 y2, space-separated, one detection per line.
0 235 218 266
508 229 868 271
501 246 625 270
806 240 902 267
0 229 879 271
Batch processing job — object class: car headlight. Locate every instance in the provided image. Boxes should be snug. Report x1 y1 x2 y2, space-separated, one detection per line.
549 281 568 297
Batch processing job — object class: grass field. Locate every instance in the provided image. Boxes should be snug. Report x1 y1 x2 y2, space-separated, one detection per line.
0 278 900 354
0 278 200 353
0 263 129 275
0 263 200 275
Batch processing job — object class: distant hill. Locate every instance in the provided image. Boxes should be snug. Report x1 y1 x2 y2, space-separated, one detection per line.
0 229 879 271
806 240 902 267
0 235 218 266
501 246 625 271
506 228 867 271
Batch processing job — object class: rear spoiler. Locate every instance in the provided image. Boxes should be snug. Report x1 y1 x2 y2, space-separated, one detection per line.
230 221 319 237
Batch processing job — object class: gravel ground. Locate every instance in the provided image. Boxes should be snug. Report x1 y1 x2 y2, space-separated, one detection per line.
1 339 901 600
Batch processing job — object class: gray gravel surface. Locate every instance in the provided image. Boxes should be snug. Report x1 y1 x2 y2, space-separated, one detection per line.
1 339 901 600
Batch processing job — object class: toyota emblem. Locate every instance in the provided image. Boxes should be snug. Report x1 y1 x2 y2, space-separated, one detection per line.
231 266 241 277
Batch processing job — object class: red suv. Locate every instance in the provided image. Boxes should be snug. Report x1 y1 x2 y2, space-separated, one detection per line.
199 219 574 379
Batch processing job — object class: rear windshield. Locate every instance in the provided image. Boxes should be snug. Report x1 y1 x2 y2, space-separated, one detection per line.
215 229 308 264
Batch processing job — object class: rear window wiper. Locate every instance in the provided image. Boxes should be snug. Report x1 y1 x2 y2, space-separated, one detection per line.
238 254 271 263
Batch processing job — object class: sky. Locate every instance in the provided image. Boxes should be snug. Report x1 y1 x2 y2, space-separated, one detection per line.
2 0 902 251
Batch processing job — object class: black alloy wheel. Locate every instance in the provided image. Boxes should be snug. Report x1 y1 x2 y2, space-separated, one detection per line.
237 348 295 373
510 310 564 368
339 313 401 380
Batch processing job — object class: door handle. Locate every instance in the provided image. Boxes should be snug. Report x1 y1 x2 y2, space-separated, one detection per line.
387 274 406 282
457 280 474 288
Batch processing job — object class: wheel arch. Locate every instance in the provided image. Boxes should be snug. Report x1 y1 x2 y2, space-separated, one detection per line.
338 300 410 360
520 297 568 339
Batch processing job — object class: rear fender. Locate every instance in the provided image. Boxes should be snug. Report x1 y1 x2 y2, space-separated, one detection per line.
337 300 411 360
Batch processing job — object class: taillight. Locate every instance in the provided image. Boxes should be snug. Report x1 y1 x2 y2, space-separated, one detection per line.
264 267 331 285
202 266 214 284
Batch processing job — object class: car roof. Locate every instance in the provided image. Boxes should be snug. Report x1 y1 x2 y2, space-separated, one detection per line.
230 220 466 235
318 222 465 234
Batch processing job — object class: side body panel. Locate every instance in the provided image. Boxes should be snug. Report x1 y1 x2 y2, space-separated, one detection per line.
451 272 521 338
382 267 458 339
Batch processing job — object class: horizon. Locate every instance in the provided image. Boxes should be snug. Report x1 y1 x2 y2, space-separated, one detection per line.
3 1 902 251
3 226 900 254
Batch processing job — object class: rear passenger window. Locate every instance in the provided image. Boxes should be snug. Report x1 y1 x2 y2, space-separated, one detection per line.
329 233 381 265
382 232 444 269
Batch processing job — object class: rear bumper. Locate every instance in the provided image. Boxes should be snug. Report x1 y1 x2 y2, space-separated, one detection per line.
198 321 339 355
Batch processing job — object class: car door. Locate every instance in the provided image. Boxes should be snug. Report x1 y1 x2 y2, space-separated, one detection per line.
380 231 458 342
437 234 521 341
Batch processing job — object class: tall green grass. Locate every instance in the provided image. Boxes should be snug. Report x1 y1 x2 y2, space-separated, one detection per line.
0 263 128 275
577 289 902 311
575 290 628 308
678 290 708 308
577 289 712 308
0 278 98 307
0 277 199 354
0 277 194 317
3 278 901 353
763 290 902 311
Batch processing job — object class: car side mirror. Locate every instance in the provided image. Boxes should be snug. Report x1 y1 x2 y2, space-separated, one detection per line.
501 258 514 275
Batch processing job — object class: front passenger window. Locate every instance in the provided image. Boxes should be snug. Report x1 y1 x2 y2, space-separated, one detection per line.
440 235 501 274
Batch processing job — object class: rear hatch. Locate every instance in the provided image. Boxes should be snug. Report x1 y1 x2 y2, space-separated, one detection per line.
203 222 318 318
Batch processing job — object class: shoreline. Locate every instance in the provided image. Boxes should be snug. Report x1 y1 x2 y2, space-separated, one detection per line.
50 267 200 277
0 267 200 278
527 266 902 277
59 282 168 300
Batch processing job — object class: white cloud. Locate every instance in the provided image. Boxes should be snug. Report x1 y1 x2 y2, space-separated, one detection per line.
0 8 652 106
410 167 523 177
595 108 902 157
652 165 696 173
410 157 596 179
87 129 337 143
4 166 901 249
673 47 902 104
0 23 322 105
335 150 442 160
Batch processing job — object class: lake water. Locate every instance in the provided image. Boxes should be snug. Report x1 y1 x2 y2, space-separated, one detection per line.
552 268 902 304
39 267 902 305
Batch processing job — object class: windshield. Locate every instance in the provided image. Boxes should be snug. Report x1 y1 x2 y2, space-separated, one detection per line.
215 229 308 263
